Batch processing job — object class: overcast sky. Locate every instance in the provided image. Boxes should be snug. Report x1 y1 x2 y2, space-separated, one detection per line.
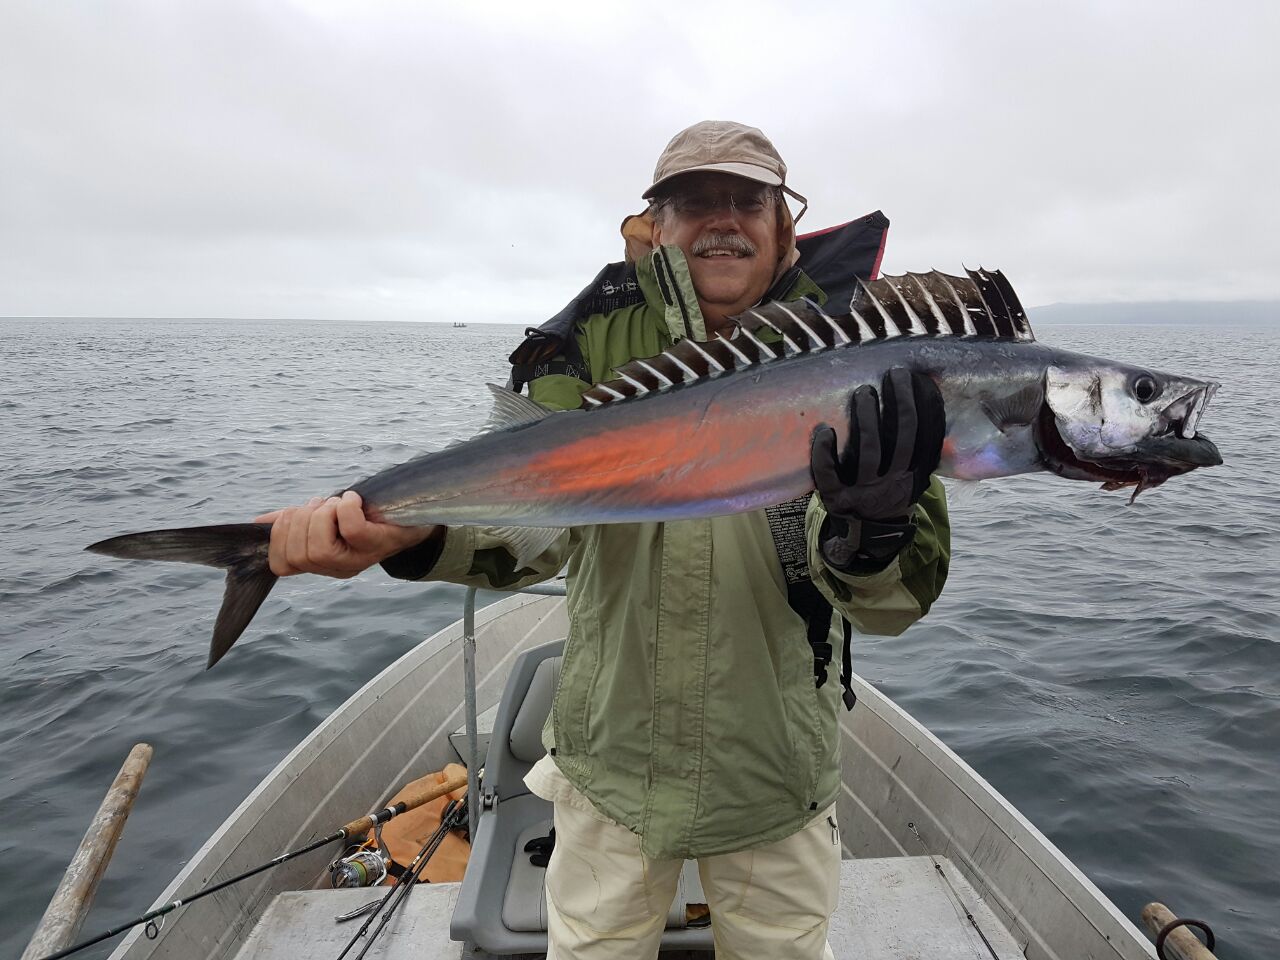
2 0 1276 323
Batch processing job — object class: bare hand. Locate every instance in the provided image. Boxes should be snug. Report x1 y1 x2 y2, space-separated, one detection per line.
253 491 439 578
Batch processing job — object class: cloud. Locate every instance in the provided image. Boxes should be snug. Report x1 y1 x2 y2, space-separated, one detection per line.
1 0 1276 321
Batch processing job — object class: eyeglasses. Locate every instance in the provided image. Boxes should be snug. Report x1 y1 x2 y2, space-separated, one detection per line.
658 186 779 218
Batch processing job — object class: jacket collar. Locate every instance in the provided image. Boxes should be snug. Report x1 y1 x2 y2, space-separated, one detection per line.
637 245 824 342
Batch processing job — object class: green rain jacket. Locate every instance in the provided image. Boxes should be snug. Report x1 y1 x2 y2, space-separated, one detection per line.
389 245 950 859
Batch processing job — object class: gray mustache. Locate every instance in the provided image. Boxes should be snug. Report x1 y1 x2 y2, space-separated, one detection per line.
691 233 757 257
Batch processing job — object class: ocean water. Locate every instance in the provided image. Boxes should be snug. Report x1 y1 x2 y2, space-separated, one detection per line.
1 317 1276 959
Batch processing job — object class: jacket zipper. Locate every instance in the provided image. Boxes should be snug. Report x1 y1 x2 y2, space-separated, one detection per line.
655 247 695 341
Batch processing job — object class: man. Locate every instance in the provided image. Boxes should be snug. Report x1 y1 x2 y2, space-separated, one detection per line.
259 121 950 959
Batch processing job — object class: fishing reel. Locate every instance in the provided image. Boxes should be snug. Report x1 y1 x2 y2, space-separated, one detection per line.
329 821 391 888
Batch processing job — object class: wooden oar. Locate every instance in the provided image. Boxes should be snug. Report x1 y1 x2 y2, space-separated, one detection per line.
29 770 467 960
23 743 153 960
1142 902 1220 960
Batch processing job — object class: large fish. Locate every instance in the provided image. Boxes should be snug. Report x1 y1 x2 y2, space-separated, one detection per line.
89 269 1222 667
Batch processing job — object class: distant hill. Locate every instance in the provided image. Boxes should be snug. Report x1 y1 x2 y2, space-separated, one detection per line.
1029 300 1278 325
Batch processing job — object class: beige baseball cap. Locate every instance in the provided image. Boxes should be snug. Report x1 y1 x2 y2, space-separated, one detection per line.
642 120 788 199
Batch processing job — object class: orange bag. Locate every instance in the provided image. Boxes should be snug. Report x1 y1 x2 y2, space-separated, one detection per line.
377 763 470 884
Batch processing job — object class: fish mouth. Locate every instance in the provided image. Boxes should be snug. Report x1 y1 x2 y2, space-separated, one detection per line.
1035 388 1222 501
1156 382 1219 442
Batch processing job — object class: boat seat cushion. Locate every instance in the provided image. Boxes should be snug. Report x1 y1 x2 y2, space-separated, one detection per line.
503 818 702 933
502 818 555 932
508 656 559 764
454 641 713 952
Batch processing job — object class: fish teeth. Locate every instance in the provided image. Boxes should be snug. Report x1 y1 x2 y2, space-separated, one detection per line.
1183 386 1212 439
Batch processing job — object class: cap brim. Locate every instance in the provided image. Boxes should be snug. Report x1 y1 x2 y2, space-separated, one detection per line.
642 161 784 199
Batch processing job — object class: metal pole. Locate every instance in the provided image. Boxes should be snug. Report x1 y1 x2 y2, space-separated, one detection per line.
462 586 479 842
461 581 565 842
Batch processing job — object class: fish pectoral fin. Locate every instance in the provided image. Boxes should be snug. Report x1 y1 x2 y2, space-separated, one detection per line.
482 383 554 433
980 383 1044 433
491 525 567 569
941 478 984 505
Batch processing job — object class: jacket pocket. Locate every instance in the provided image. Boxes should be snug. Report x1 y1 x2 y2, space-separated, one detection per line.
786 624 826 808
552 605 600 761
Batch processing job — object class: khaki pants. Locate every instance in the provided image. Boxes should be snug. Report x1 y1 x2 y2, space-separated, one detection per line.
527 759 840 960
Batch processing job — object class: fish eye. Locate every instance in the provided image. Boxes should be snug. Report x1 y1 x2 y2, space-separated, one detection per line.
1131 374 1161 403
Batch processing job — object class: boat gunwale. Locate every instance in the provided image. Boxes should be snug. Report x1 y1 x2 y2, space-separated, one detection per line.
108 591 554 960
843 677 1157 959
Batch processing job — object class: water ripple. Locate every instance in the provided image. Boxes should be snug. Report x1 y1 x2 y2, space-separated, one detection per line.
1 318 1278 959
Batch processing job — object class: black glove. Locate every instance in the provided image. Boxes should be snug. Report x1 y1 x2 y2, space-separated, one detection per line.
810 367 945 572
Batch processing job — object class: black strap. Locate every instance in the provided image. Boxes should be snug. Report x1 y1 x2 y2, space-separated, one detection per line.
840 617 856 710
508 262 640 392
509 326 592 393
765 497 857 711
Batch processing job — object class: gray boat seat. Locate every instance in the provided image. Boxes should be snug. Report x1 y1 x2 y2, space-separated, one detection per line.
451 639 712 954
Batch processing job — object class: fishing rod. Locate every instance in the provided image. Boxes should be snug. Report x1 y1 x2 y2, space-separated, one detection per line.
336 796 468 960
352 798 467 960
33 772 467 960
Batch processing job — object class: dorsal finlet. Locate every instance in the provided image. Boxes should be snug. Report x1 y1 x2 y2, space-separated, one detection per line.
885 276 929 335
822 311 853 345
847 305 876 341
907 272 954 336
717 333 753 367
740 326 780 360
859 270 1034 344
746 308 803 355
775 302 826 348
636 359 674 388
619 371 649 393
578 270 1035 409
937 272 978 335
858 278 903 338
687 339 727 373
668 353 699 380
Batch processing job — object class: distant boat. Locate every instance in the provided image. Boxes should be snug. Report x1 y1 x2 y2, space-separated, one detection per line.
453 322 468 328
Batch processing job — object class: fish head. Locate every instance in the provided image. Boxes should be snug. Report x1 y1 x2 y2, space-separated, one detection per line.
1038 361 1222 496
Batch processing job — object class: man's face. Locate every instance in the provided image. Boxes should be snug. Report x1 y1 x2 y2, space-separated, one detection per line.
651 172 783 321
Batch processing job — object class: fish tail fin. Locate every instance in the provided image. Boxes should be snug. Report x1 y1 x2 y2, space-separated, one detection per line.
87 524 277 669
